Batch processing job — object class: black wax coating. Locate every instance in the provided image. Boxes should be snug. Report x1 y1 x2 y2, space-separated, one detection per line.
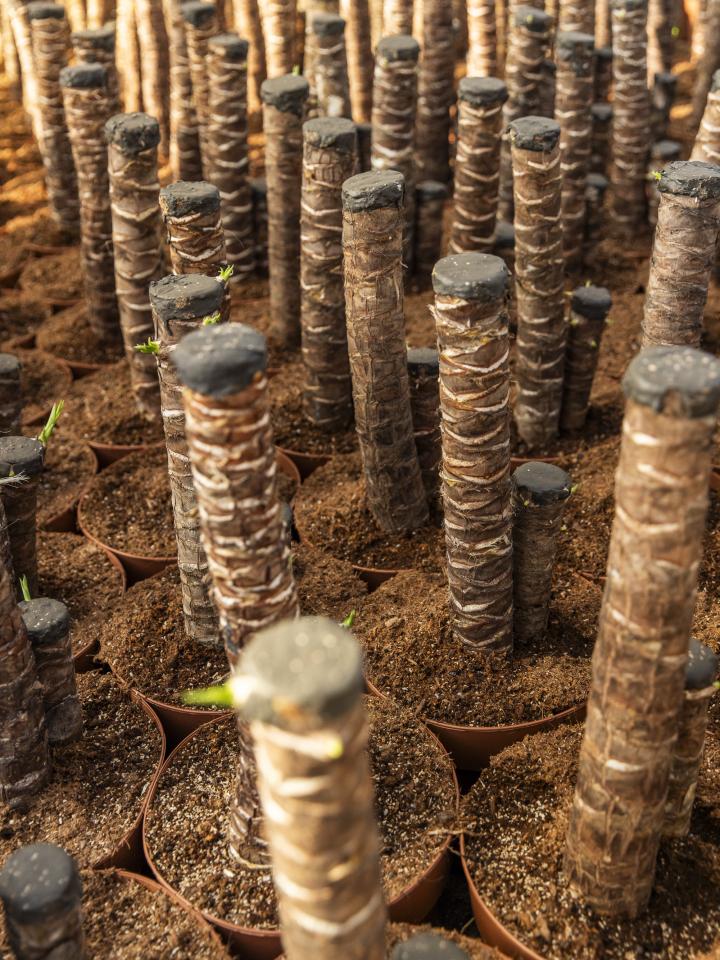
160 181 220 217
172 323 268 397
342 170 405 212
261 75 310 116
376 34 420 61
659 160 720 200
458 76 508 106
304 117 357 153
149 273 225 322
623 346 720 418
0 844 82 923
571 285 612 319
105 112 161 153
0 436 45 477
59 63 107 89
513 461 573 505
508 115 561 151
432 253 509 302
20 598 71 646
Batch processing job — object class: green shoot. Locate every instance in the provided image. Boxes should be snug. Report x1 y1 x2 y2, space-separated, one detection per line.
135 337 160 355
217 264 234 284
19 575 31 602
202 311 222 326
570 483 579 495
183 682 234 707
37 400 64 446
292 64 301 75
341 609 356 629
651 170 662 182
671 24 680 36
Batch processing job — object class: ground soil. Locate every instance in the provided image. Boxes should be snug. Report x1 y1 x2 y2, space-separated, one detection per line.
99 543 367 705
0 671 162 867
37 532 125 655
462 725 720 960
144 700 457 928
36 303 125 365
294 452 446 571
14 348 71 426
36 433 97 528
0 290 49 347
19 247 84 304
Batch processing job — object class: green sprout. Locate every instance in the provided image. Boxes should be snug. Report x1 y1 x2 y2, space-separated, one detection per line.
37 400 64 446
184 682 234 707
292 64 301 75
651 170 662 182
202 311 222 326
570 483 579 495
671 24 680 36
19 575 31 602
217 264 234 284
341 609 356 629
135 337 160 355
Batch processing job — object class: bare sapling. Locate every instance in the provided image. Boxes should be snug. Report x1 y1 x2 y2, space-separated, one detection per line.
432 253 513 653
565 346 720 917
642 161 720 349
149 274 226 647
27 2 80 239
414 180 447 284
261 0 297 78
0 844 84 957
232 617 386 960
415 0 455 183
583 172 609 260
356 120 372 171
0 437 45 597
342 0 373 122
60 63 119 344
71 24 120 114
0 354 22 437
159 181 229 283
166 0 203 181
560 285 613 431
647 0 673 79
467 0 498 77
106 113 163 420
691 0 720 128
450 76 507 254
493 220 515 273
5 0 42 142
182 1 220 176
311 13 351 118
512 461 572 644
300 117 357 432
691 69 720 164
646 139 681 228
407 347 441 512
262 74 310 348
115 0 142 113
342 170 429 532
2 2 21 100
20 597 82 744
250 176 269 274
135 0 170 153
383 0 413 34
538 57 556 118
651 71 677 140
558 0 595 33
232 0 266 115
510 116 566 449
593 44 613 101
589 101 612 176
392 933 471 958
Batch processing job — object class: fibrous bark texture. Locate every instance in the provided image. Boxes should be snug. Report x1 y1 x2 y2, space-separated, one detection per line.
691 69 720 163
206 34 255 283
135 0 170 152
595 0 611 44
414 180 447 284
183 3 220 177
311 13 351 118
160 181 228 279
0 555 49 810
0 355 21 437
583 171 608 260
558 0 595 34
300 118 357 432
467 0 497 77
371 35 419 268
432 252 513 653
251 176 269 274
560 285 612 431
166 0 202 181
594 45 613 102
648 0 673 80
646 139 681 228
538 58 556 118
512 461 572 644
651 71 677 140
61 66 119 343
555 32 595 265
415 0 455 183
86 0 109 27
450 77 507 254
115 0 142 112
341 0 373 121
510 117 566 450
383 0 413 34
232 0 266 115
609 0 651 237
106 113 163 421
692 0 707 63
71 25 120 113
2 2 21 100
342 171 429 533
6 0 42 143
240 618 386 960
28 6 80 239
0 436 44 601
262 75 309 348
642 161 720 349
407 348 441 510
589 101 612 175
261 0 297 77
565 346 720 918
691 0 720 128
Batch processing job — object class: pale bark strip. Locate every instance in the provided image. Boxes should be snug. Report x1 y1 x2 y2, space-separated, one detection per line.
595 0 611 44
647 0 673 80
232 0 266 116
6 0 43 142
166 0 202 180
467 0 497 77
414 0 455 183
691 69 720 163
560 285 612 431
432 252 513 653
384 0 413 34
565 347 720 918
0 355 21 438
135 0 170 153
341 0 373 121
115 0 142 112
261 0 297 77
1 2 21 99
313 13 351 118
183 2 220 178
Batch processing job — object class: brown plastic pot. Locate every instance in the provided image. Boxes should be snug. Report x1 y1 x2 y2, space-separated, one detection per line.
276 445 328 480
40 439 98 534
144 713 459 959
89 438 165 470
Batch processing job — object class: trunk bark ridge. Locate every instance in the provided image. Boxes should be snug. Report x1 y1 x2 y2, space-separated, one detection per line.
560 285 612 431
415 0 455 183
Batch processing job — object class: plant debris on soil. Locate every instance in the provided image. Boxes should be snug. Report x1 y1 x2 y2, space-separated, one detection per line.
36 304 125 365
144 700 457 928
0 672 161 867
462 725 720 959
36 433 97 528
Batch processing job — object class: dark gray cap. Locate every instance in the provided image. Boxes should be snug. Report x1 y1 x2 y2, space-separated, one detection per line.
391 932 470 959
658 160 720 200
556 31 595 74
72 23 114 48
208 32 249 59
343 170 404 211
416 180 448 201
712 68 720 93
280 501 294 539
610 0 645 10
508 116 560 152
376 34 420 61
27 2 65 20
250 176 267 197
571 285 612 319
304 117 357 153
261 75 310 116
407 347 439 376
309 12 346 36
685 638 719 691
172 323 267 397
160 180 220 218
149 273 225 323
0 354 21 377
432 253 509 302
623 346 720 418
513 461 572 505
653 70 677 90
591 102 612 121
59 63 107 89
20 598 71 646
595 44 612 61
650 139 681 162
181 1 217 27
0 844 82 923
494 221 515 250
105 112 160 153
0 436 44 477
237 616 364 728
512 5 552 30
586 172 609 193
458 76 507 107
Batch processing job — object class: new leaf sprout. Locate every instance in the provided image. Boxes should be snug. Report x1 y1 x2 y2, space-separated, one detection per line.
19 575 31 602
217 264 234 284
202 311 222 326
135 337 160 355
37 400 64 446
341 609 356 629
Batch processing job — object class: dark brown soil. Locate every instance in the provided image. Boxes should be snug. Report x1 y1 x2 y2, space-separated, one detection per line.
144 699 457 928
227 277 296 368
294 452 445 571
268 359 358 455
0 671 162 867
37 532 125 655
36 433 97 529
98 543 367 705
462 724 720 960
388 924 504 958
19 247 83 302
62 360 165 446
0 290 49 346
79 445 176 557
36 303 125 365
355 566 599 727
14 348 71 425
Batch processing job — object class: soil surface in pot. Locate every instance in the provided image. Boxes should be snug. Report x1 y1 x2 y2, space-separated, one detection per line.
36 304 125 365
38 532 125 655
268 358 358 455
36 434 97 529
0 671 161 867
63 359 165 446
294 452 445 571
354 566 599 727
14 348 71 425
98 543 367 705
388 923 504 958
145 699 457 928
0 290 49 345
19 247 83 302
462 724 720 960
